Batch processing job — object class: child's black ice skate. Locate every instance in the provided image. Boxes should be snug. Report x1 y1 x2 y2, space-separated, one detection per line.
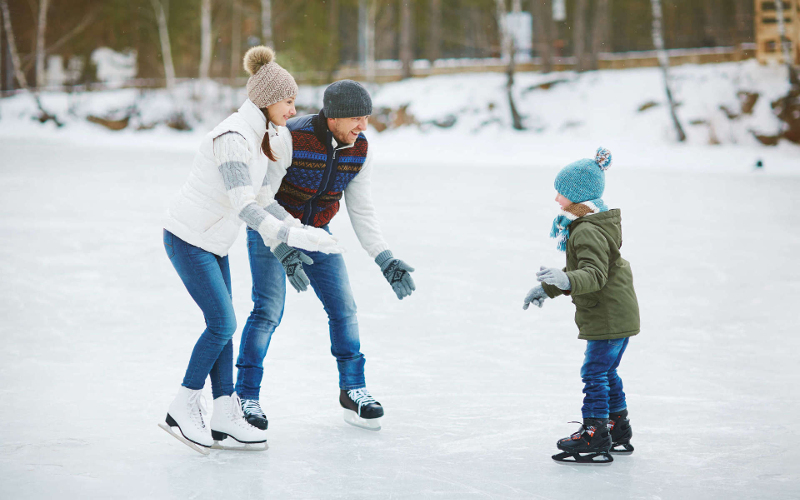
609 409 634 454
340 388 383 431
552 419 613 465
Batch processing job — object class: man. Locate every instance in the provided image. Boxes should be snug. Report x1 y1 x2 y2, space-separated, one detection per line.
235 80 415 431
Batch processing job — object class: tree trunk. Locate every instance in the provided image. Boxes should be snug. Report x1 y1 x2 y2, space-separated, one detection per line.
325 0 339 81
650 0 686 142
573 0 587 71
199 0 211 80
0 0 60 124
532 0 553 73
359 0 376 82
261 0 272 47
495 0 510 60
150 0 176 89
774 0 799 85
400 0 412 79
35 0 50 88
589 0 609 71
231 0 241 81
428 0 441 63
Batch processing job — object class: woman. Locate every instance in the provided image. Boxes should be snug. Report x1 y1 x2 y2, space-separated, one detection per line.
159 46 340 454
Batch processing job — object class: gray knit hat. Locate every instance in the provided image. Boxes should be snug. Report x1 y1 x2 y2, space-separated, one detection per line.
243 46 298 109
323 80 373 118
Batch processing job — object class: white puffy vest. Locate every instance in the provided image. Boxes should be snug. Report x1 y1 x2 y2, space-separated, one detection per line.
163 100 272 256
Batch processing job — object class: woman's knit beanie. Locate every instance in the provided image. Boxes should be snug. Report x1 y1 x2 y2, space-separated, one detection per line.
243 46 298 109
554 147 613 203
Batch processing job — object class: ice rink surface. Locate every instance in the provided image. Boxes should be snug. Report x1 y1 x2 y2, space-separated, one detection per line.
1 136 799 499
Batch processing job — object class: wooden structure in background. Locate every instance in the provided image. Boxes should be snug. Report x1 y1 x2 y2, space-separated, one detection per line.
755 0 800 65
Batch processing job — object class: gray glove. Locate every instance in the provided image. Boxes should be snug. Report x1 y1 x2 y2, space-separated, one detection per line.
536 266 571 291
375 250 416 300
523 285 548 310
272 242 313 293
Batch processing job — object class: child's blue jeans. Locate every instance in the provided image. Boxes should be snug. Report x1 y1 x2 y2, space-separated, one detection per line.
581 337 629 419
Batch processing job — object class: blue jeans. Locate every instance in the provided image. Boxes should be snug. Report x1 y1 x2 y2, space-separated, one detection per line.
581 337 629 419
235 228 366 399
164 229 235 399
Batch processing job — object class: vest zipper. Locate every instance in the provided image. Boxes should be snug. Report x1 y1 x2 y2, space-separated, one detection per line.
302 147 338 226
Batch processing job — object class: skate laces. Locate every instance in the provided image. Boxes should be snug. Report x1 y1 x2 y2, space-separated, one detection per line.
347 388 377 408
241 399 266 419
231 394 258 429
187 391 208 429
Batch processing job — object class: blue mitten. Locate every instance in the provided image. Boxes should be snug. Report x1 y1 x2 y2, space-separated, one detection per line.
375 250 416 300
536 266 571 291
523 285 548 310
272 243 313 293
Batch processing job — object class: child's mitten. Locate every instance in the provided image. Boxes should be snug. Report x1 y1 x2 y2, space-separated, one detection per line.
523 285 548 310
536 266 571 291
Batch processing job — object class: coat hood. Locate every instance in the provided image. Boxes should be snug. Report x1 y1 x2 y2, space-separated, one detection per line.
571 208 623 249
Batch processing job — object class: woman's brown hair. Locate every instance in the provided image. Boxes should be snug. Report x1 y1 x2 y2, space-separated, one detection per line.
260 108 277 161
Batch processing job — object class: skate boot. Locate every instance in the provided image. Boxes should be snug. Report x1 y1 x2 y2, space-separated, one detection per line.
552 418 613 465
609 409 634 454
210 393 268 451
240 398 268 430
159 386 212 455
340 388 383 431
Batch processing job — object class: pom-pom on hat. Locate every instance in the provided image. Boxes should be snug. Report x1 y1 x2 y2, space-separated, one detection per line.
554 147 613 203
244 46 299 109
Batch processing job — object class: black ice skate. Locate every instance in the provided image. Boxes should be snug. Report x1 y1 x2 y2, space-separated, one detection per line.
609 409 634 454
552 419 613 465
240 399 268 430
340 388 383 431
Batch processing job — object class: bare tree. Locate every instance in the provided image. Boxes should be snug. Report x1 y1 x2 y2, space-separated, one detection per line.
231 0 242 81
35 0 50 88
573 0 587 71
359 0 376 82
428 0 441 63
150 0 176 89
650 0 685 142
495 0 524 130
325 0 339 80
199 0 212 80
495 0 511 60
589 0 610 70
261 0 272 48
0 0 60 124
532 0 553 73
400 0 413 79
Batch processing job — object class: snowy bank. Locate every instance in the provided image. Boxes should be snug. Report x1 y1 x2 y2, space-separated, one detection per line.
1 60 798 175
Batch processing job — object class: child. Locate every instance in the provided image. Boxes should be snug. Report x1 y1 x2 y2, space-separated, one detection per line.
523 147 640 465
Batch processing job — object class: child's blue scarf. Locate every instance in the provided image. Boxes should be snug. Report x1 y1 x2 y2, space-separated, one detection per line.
550 199 608 252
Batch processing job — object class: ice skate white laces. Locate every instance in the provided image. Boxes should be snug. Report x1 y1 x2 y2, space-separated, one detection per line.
231 394 258 429
347 388 377 409
187 391 208 430
241 399 266 419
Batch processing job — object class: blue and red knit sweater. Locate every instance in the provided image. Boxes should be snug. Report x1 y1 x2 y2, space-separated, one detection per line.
275 113 369 228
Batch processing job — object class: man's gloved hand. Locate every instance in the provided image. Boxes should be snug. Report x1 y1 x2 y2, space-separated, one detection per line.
375 250 415 300
272 243 313 293
523 285 548 310
536 266 571 291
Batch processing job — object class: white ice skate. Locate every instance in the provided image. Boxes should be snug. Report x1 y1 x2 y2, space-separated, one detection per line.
210 393 268 451
159 386 212 455
340 388 383 431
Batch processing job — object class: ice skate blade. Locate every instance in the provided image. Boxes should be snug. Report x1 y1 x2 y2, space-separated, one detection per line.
610 443 634 455
158 423 210 456
343 409 381 431
211 438 268 452
552 451 613 465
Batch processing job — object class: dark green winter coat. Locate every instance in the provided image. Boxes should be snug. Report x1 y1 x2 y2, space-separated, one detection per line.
541 209 640 340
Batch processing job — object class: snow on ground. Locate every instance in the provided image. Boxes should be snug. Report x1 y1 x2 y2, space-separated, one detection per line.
1 128 799 499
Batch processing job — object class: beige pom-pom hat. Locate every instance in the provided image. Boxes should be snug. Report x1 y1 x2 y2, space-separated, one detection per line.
243 46 298 109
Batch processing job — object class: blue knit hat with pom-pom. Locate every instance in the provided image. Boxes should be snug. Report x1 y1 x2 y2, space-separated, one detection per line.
554 147 612 203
